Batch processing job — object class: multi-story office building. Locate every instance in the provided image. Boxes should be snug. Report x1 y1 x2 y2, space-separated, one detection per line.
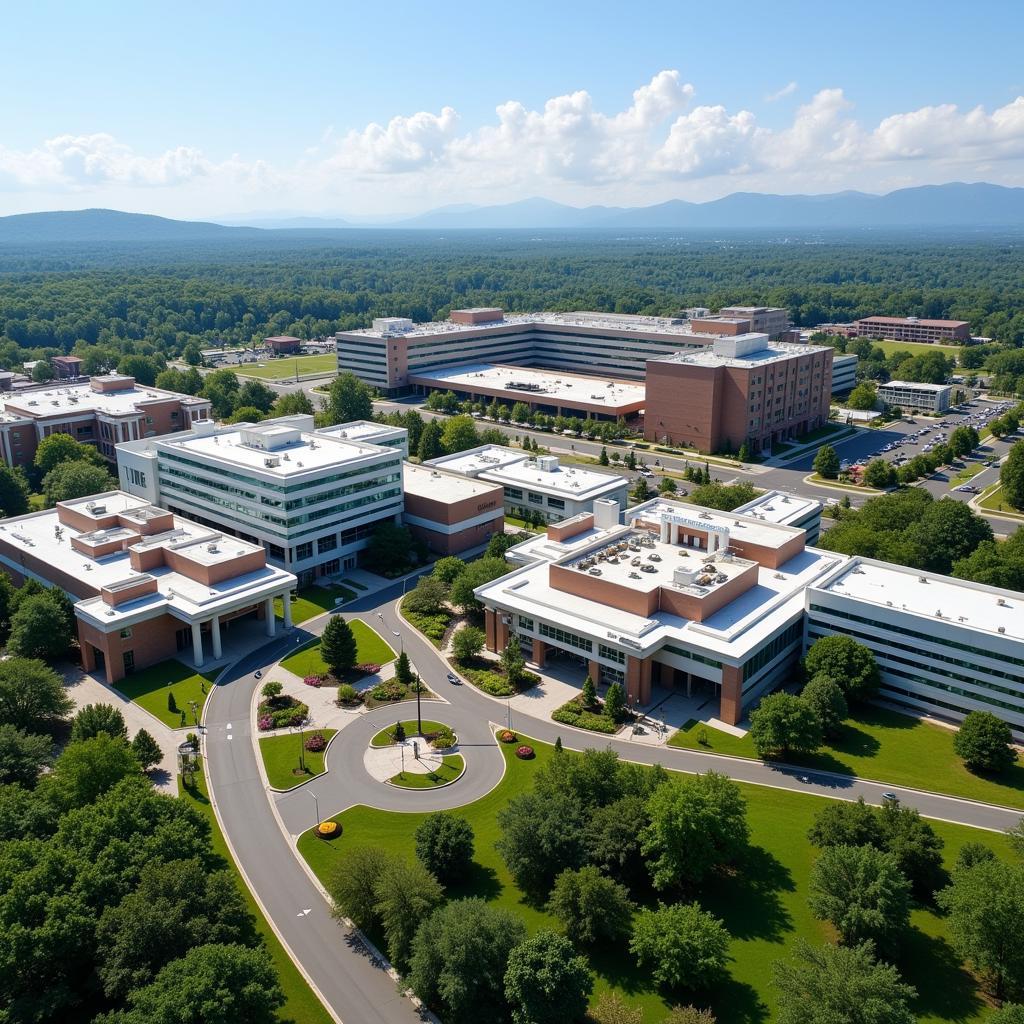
116 415 405 586
0 375 211 469
853 316 971 343
477 497 1024 735
402 463 505 555
0 491 295 684
690 307 791 340
806 558 1024 732
877 380 952 413
334 308 720 395
426 445 629 525
644 334 833 454
476 497 842 723
830 353 858 395
733 490 824 544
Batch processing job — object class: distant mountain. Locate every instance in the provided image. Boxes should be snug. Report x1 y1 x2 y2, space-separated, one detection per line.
222 215 354 230
0 208 262 242
394 183 1024 230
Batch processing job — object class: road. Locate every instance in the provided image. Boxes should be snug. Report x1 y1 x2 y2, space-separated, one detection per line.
205 583 1024 1024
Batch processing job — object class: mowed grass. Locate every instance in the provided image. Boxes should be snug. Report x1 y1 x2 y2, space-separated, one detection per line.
370 720 450 747
237 354 337 379
281 620 396 677
978 483 1024 518
275 584 358 625
117 659 217 729
179 771 333 1024
390 754 464 788
297 734 1016 1024
669 705 1024 808
259 729 337 790
861 339 964 359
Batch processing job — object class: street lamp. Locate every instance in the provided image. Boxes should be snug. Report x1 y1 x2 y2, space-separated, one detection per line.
307 790 320 826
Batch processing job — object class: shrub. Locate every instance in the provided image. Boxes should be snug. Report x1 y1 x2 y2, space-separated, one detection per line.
261 681 283 701
432 734 455 750
393 722 407 743
953 710 1017 774
257 696 309 729
302 674 324 688
516 745 535 760
354 662 381 676
370 680 405 702
305 732 327 753
257 714 273 731
336 683 361 704
552 699 618 734
499 730 518 743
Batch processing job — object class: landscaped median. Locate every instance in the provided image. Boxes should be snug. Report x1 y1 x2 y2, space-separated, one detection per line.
281 620 395 680
259 728 337 790
295 729 1019 1024
365 719 463 788
274 583 358 625
117 658 217 729
670 705 1024 809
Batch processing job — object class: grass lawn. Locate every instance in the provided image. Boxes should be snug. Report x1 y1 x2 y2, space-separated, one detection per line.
259 729 337 789
390 754 464 788
669 705 1024 808
370 720 450 747
865 339 964 359
806 472 881 493
281 621 396 677
949 461 987 485
297 733 1015 1024
275 584 358 625
179 771 333 1024
399 594 454 647
504 515 544 532
237 354 337 379
978 483 1024 518
117 659 217 729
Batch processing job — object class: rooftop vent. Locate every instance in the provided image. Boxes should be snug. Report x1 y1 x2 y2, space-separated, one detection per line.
997 598 1009 607
918 576 928 584
998 626 1007 633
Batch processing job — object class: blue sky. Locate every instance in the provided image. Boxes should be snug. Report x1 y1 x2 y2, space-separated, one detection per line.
2 0 1023 218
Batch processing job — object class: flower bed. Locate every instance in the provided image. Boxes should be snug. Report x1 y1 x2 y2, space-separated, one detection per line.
335 683 362 706
454 657 540 698
257 695 309 730
498 729 518 744
303 674 324 688
354 663 381 676
515 745 535 760
551 696 619 734
304 731 328 752
316 821 340 838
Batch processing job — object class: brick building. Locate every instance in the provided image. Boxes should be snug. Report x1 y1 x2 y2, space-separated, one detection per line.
0 491 295 684
401 463 504 554
644 334 833 454
265 335 303 354
0 376 211 468
853 316 971 343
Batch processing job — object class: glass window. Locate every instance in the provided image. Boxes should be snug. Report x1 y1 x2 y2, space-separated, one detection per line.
295 542 313 560
528 492 544 505
317 535 338 554
122 651 135 673
119 627 133 639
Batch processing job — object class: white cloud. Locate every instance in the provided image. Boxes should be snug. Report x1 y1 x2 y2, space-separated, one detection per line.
2 75 1024 215
764 81 798 103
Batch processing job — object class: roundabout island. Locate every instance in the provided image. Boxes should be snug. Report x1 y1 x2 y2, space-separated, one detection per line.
364 719 465 788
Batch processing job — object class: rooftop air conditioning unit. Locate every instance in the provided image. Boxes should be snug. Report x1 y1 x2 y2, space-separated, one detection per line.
998 626 1007 633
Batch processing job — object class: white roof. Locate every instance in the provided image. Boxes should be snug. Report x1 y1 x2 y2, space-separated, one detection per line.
408 362 645 411
733 490 822 527
428 445 628 501
626 498 804 551
0 492 294 629
316 419 406 445
658 335 831 369
0 379 207 422
815 558 1024 642
877 380 952 393
402 462 501 504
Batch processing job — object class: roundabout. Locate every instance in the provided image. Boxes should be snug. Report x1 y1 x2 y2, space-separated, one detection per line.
363 720 465 789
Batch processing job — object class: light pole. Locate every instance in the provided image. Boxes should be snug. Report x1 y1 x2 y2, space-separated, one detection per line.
308 790 320 826
506 695 513 731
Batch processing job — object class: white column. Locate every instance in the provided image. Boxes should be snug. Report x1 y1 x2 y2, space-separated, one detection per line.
282 591 293 628
264 598 276 637
670 521 679 545
191 621 204 667
660 518 670 543
210 615 222 659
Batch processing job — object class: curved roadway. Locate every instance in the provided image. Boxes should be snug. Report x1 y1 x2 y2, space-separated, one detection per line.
205 581 1024 1024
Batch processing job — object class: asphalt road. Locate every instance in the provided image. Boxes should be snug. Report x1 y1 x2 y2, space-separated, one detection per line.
206 584 1024 1024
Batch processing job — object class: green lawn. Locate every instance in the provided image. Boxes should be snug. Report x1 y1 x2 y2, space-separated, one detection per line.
297 733 1016 1024
281 621 396 677
237 354 337 379
807 472 881 493
117 659 217 729
504 515 544 532
259 729 337 790
179 771 333 1024
390 754 464 788
978 483 1024 518
949 461 987 485
275 584 358 625
370 720 450 747
669 706 1024 808
864 339 964 359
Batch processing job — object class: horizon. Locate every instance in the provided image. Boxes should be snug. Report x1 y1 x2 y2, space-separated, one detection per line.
2 0 1024 219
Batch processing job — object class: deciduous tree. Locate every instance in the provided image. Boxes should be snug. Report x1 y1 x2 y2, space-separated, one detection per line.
629 902 730 990
954 710 1017 773
504 930 593 1024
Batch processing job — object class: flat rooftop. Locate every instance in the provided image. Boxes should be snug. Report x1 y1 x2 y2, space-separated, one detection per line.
734 491 822 527
658 335 831 370
878 380 952 393
337 310 718 341
816 558 1024 643
0 379 206 421
315 420 405 444
150 422 394 477
408 362 645 410
402 462 502 504
0 492 293 623
627 499 802 551
857 316 969 328
428 446 628 500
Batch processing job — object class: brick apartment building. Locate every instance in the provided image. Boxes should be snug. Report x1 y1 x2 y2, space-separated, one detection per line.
0 375 211 469
644 334 833 454
852 316 971 343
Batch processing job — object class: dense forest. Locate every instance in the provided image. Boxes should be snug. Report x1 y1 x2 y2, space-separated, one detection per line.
1 231 1024 374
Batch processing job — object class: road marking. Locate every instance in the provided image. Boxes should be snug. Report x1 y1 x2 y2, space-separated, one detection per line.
297 908 312 917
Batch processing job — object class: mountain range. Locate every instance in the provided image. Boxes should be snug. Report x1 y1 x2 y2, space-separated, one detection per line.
1 183 1022 241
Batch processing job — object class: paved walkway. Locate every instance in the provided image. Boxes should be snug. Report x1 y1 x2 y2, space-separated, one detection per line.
363 740 451 782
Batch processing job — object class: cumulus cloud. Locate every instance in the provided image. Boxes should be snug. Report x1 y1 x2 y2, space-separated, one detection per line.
2 74 1024 213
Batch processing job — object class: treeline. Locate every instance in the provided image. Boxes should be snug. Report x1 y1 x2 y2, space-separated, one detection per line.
2 233 1024 371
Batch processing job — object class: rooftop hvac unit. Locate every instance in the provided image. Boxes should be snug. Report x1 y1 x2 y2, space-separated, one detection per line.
998 626 1007 633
